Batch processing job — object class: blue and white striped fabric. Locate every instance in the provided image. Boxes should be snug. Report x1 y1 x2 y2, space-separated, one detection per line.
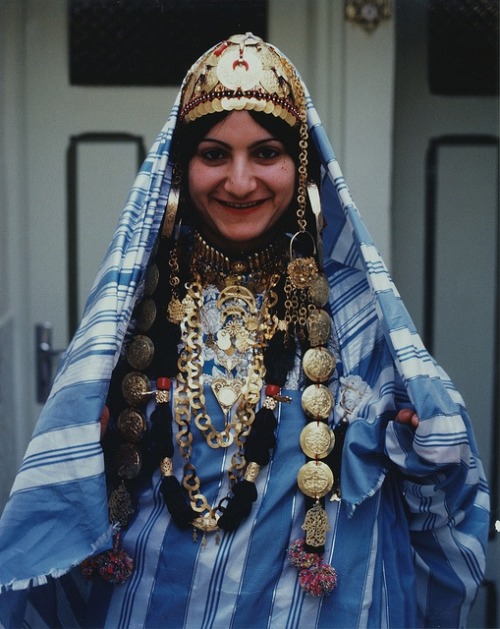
0 61 489 628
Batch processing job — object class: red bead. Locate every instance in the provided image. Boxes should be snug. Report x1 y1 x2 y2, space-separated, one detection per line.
265 384 280 397
156 377 171 391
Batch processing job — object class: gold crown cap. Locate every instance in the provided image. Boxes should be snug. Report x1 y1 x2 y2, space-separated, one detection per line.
179 33 305 127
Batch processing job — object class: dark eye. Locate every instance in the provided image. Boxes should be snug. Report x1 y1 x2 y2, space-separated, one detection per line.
256 146 280 159
200 148 227 161
254 142 288 160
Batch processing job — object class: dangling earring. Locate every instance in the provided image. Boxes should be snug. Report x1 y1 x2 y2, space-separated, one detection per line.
307 180 324 267
162 163 182 240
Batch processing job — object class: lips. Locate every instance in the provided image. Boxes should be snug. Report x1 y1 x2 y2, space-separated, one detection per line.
215 198 268 210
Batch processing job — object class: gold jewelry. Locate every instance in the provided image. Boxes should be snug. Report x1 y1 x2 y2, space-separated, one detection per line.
191 232 287 292
162 163 182 240
179 34 306 128
171 261 280 536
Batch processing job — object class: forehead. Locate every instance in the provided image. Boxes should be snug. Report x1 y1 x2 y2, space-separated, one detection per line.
200 111 276 142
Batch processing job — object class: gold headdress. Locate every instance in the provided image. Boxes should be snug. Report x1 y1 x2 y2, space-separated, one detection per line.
179 33 306 127
163 33 311 240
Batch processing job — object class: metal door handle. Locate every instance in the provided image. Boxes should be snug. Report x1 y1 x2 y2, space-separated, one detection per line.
35 322 65 404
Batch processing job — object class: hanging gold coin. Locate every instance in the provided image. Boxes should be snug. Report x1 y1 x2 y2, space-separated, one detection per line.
136 298 157 332
300 421 335 459
287 257 318 290
117 408 147 442
127 335 154 370
306 309 332 347
302 347 336 382
122 372 151 407
301 384 334 420
144 264 159 296
115 443 142 480
308 273 330 307
297 460 334 499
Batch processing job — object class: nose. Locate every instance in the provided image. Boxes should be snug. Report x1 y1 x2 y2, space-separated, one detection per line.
223 156 258 197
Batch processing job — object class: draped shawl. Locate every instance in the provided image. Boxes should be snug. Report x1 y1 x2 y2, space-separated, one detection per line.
0 65 489 605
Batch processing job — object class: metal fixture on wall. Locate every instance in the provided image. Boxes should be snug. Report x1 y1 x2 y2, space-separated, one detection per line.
344 0 392 32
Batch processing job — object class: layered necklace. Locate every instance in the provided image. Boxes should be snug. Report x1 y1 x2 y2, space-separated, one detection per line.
85 230 345 598
166 235 285 541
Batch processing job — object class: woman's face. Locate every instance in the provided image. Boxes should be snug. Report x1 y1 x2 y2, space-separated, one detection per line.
188 110 296 252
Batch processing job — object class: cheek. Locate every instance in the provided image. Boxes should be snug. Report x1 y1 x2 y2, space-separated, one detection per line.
279 162 296 205
187 163 210 207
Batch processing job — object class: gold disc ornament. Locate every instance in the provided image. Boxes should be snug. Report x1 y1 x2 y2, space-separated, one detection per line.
122 372 151 407
302 347 336 383
300 421 335 459
127 335 154 370
297 461 334 499
301 384 334 420
308 273 330 307
136 298 157 332
117 408 147 442
115 443 142 480
306 309 332 347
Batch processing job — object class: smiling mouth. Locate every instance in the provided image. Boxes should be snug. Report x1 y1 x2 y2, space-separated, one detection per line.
217 199 267 210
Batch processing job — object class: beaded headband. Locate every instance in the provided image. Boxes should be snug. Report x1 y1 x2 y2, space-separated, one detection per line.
179 33 306 127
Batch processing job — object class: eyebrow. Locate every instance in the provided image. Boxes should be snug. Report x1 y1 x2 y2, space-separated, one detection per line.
198 136 280 149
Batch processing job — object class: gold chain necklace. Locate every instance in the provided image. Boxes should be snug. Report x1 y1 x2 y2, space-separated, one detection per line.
172 267 280 538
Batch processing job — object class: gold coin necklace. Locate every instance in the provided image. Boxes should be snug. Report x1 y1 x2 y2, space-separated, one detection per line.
285 239 341 597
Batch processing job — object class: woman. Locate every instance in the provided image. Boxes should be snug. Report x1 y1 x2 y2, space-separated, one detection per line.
0 34 489 628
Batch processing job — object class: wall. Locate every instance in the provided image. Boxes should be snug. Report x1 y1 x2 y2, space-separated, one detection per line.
392 0 499 623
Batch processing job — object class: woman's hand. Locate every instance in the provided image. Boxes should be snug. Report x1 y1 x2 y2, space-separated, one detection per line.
395 408 419 428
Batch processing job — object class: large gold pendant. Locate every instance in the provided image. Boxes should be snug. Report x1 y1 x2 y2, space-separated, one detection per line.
211 376 243 418
287 256 319 290
301 501 331 548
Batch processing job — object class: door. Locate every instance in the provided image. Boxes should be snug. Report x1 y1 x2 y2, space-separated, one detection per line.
2 0 396 503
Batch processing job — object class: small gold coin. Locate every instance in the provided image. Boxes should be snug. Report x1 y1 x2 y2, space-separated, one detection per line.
136 298 156 332
144 264 159 296
115 443 142 480
306 309 332 347
122 372 151 407
301 384 334 420
117 408 147 442
300 421 335 459
297 461 334 499
127 335 154 370
302 347 336 382
309 273 330 307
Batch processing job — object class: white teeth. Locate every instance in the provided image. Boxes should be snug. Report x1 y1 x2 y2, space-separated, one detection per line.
220 201 261 209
